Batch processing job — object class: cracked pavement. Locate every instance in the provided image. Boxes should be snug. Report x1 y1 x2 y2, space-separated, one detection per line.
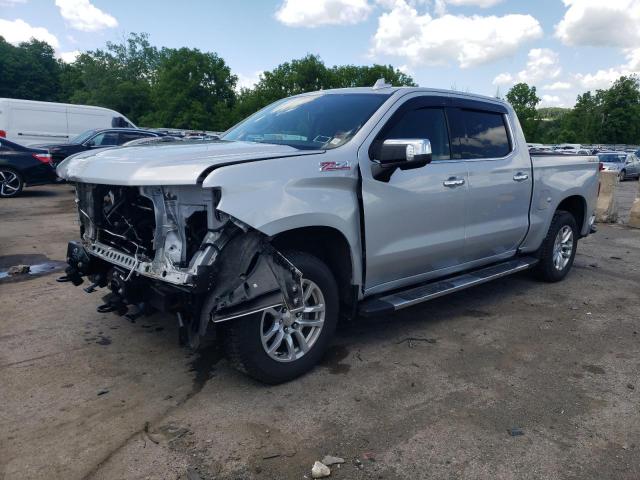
1 183 639 479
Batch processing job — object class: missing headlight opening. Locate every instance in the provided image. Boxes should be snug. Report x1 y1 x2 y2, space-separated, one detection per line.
61 183 304 348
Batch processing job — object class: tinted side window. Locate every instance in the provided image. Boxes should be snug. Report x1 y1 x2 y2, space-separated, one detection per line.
92 132 120 146
448 109 510 159
382 108 450 160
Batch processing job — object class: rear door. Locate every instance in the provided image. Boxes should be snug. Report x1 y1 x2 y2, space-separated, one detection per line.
447 101 531 264
360 94 469 293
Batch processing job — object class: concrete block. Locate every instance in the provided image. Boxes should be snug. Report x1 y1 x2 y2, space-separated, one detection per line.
596 171 618 223
629 180 640 229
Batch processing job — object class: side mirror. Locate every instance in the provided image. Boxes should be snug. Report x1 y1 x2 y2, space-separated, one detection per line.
373 139 432 169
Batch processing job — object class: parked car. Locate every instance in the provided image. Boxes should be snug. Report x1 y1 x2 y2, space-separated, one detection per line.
56 84 599 384
0 98 136 147
41 128 164 165
122 136 183 147
0 138 57 198
598 152 640 180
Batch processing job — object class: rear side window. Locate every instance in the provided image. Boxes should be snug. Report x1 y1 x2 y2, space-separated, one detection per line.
91 132 120 146
381 108 451 160
448 109 511 159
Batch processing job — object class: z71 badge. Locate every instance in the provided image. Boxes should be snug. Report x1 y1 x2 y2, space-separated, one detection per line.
319 161 351 172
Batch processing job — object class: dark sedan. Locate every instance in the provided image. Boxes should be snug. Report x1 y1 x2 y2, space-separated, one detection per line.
39 128 163 165
0 138 58 198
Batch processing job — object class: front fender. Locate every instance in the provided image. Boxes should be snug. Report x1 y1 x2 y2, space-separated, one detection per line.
201 155 363 287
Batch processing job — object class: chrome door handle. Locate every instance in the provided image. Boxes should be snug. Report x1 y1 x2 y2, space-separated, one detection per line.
443 177 465 187
513 172 529 182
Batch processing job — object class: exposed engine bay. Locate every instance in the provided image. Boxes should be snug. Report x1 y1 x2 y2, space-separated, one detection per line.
61 183 304 347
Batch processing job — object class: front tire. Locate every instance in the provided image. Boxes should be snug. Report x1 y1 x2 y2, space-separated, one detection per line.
619 170 626 182
222 251 339 384
534 210 578 282
0 168 24 198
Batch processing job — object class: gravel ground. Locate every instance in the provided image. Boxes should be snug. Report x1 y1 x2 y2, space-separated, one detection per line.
1 182 639 480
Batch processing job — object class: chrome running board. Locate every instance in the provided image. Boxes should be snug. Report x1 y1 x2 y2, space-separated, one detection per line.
359 256 538 317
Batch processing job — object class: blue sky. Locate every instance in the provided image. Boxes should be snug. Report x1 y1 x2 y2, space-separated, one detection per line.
1 0 639 107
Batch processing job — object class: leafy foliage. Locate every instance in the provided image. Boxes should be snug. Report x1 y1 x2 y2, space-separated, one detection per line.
0 37 64 101
507 77 640 144
505 83 540 140
2 32 639 144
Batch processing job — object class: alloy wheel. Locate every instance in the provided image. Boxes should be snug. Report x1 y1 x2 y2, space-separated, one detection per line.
260 279 325 362
552 225 574 271
0 169 22 197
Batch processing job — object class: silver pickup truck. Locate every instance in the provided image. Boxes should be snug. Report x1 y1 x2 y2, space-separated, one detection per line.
57 83 599 383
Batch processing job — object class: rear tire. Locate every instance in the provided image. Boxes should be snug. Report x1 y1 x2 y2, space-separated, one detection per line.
0 168 23 198
534 210 578 282
222 251 339 384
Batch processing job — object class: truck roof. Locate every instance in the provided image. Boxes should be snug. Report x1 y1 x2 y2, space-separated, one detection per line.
295 86 510 108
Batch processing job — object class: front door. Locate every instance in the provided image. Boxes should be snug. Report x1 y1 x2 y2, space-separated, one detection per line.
360 95 468 294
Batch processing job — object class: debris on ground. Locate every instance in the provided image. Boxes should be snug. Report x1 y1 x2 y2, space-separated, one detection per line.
396 337 437 348
362 452 376 462
96 389 109 396
311 461 331 478
8 265 30 276
185 468 202 480
321 455 345 466
508 427 524 436
627 383 635 390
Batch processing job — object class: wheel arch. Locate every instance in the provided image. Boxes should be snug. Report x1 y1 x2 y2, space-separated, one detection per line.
556 195 586 233
270 225 358 312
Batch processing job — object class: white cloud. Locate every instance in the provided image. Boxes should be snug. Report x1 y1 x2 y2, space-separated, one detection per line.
555 0 640 48
493 48 560 86
0 18 60 48
275 0 372 27
517 48 561 84
574 48 640 90
543 81 572 91
57 50 81 63
370 0 542 68
492 72 513 86
540 94 564 107
55 0 118 32
575 68 627 90
236 70 263 90
446 0 504 7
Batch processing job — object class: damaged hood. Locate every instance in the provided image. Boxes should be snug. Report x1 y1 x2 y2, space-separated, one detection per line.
56 140 324 185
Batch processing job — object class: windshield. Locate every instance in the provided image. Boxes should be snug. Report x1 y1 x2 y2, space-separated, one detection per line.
221 93 391 150
71 129 98 144
598 153 625 163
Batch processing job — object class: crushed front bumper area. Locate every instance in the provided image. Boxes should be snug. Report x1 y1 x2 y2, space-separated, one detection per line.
61 182 305 347
59 234 304 347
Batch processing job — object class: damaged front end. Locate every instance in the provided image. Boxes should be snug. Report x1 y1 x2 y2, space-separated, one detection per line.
60 183 303 347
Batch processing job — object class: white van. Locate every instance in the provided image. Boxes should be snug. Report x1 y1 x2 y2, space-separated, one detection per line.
0 98 136 146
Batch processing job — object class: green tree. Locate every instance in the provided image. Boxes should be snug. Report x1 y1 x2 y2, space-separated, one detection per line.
0 37 64 101
329 64 416 88
66 33 160 123
505 82 540 140
141 47 237 130
598 76 640 144
231 55 416 125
